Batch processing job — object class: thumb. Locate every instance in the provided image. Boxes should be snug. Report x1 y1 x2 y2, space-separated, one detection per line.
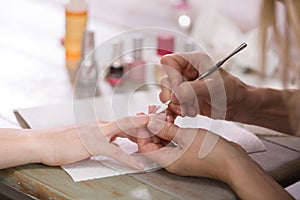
147 115 198 147
147 116 185 146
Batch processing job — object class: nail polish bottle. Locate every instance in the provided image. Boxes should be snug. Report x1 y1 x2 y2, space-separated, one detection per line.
128 34 146 82
154 34 175 83
65 0 88 81
107 41 124 86
75 30 100 98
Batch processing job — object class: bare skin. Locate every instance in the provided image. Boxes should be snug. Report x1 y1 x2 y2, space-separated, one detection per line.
0 115 149 170
137 114 294 200
150 52 298 199
159 52 300 135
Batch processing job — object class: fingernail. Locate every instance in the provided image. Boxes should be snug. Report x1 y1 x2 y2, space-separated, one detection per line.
148 105 156 112
135 160 145 170
152 136 161 144
148 117 165 134
166 115 173 122
171 93 178 102
149 112 166 121
156 112 166 120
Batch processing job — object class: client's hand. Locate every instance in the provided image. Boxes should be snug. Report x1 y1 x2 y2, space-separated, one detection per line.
33 115 149 170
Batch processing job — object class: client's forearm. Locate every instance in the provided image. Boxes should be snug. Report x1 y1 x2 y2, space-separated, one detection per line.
0 129 41 169
236 87 299 135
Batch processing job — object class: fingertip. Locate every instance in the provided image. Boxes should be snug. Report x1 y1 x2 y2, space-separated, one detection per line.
124 156 145 170
160 54 172 65
171 93 179 104
159 91 169 103
114 115 149 134
169 103 182 115
133 114 150 124
150 112 166 121
166 115 174 123
135 160 145 170
147 117 165 134
111 147 145 170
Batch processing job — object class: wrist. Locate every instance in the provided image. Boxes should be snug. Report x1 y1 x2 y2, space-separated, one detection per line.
224 147 256 187
225 76 256 123
27 129 45 164
232 85 279 124
223 145 267 199
216 141 250 183
201 137 249 183
225 150 293 200
233 85 259 123
237 87 293 134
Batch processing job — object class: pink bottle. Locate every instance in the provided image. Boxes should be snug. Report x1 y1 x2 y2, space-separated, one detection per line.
154 34 175 82
107 41 124 86
128 34 146 82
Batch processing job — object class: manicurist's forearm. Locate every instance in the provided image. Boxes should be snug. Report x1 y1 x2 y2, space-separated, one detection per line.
0 129 41 169
236 87 299 135
226 152 294 200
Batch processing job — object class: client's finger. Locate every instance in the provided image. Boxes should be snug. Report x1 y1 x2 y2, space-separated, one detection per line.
104 143 145 170
102 115 150 139
148 105 157 114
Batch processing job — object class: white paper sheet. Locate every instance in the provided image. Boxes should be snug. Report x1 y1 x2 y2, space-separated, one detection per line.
175 116 266 154
62 138 161 182
14 91 266 182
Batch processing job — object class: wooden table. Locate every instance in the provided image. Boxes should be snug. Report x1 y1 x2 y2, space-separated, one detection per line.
0 0 299 199
0 139 299 200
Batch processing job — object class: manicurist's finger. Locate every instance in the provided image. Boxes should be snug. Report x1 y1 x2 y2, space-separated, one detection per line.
159 77 172 103
147 116 197 147
147 117 180 143
160 55 185 89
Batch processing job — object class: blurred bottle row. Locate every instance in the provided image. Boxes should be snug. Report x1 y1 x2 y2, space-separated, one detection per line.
74 30 196 98
64 0 195 98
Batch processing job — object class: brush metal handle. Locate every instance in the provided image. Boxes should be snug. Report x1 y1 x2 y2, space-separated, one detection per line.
196 43 247 81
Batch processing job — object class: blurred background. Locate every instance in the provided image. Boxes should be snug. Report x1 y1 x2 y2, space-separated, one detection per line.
0 0 287 125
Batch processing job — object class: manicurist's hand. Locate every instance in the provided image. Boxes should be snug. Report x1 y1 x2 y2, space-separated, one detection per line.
29 115 149 170
159 52 253 122
137 116 294 200
138 115 240 181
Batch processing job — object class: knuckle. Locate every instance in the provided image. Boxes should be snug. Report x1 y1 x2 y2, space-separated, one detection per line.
162 122 176 141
